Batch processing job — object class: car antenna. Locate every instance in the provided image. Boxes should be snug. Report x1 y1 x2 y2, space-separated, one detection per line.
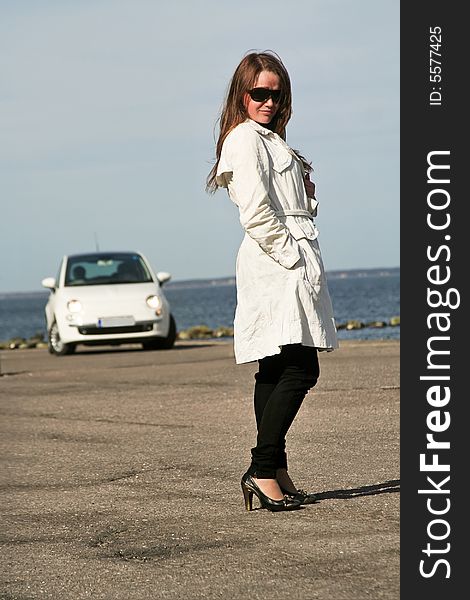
94 232 100 252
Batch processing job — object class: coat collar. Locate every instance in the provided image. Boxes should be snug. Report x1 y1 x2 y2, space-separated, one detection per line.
246 119 300 172
246 118 275 136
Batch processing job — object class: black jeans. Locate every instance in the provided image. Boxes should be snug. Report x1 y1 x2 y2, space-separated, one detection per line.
248 344 320 479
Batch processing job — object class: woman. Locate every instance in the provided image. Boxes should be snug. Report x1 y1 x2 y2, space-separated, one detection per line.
207 51 338 512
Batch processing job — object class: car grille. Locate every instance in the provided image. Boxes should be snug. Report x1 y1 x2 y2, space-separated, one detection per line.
78 322 154 335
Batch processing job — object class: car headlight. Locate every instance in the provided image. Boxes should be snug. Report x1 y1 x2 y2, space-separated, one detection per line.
145 294 163 315
67 299 82 313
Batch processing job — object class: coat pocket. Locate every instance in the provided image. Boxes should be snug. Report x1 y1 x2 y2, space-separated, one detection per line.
297 239 323 287
270 148 293 173
287 218 319 242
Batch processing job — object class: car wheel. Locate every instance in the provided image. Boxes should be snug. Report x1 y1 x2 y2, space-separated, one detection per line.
48 321 76 356
160 314 177 349
142 314 177 351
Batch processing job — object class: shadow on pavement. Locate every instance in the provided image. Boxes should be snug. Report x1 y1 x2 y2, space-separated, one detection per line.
313 479 400 502
74 342 219 355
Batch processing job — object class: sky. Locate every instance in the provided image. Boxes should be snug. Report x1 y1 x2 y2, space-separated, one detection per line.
0 0 399 293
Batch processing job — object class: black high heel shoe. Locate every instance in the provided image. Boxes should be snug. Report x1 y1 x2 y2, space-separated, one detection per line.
241 473 302 512
279 485 317 504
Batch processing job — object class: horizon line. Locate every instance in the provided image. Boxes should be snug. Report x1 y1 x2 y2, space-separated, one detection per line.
0 265 400 296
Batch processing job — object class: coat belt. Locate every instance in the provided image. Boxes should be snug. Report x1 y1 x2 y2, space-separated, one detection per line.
274 209 314 220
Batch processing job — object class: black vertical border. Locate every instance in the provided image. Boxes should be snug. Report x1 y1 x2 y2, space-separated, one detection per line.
401 3 465 598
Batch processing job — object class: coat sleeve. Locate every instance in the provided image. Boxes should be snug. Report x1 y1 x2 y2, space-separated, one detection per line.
222 126 301 269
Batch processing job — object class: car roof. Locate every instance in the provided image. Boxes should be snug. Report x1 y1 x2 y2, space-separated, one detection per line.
66 251 143 260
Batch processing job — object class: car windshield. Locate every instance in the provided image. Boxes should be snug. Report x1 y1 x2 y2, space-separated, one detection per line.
64 253 154 286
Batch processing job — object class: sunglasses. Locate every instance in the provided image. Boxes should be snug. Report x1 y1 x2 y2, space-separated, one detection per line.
248 87 282 103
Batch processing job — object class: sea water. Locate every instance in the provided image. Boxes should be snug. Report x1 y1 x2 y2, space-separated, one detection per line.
0 270 399 342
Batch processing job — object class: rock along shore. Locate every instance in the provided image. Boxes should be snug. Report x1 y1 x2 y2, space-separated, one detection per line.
0 316 400 349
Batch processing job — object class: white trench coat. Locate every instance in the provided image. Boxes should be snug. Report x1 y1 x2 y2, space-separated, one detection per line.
216 119 338 364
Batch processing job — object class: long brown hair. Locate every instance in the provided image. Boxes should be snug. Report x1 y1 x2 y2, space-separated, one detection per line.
206 50 311 194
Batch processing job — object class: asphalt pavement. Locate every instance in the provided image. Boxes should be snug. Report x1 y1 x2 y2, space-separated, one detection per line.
0 339 400 600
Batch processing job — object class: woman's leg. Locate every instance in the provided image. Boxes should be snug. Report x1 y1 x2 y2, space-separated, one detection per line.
249 344 319 479
246 360 280 479
253 356 282 430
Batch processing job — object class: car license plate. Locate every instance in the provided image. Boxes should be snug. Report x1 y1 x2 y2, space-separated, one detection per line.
97 316 135 328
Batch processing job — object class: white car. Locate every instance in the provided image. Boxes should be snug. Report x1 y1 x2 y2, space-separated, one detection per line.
41 251 176 355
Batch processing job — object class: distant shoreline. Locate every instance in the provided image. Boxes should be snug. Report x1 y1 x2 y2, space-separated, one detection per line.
0 266 400 296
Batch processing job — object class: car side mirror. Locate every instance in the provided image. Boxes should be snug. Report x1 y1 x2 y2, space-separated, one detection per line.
156 271 171 286
42 277 56 290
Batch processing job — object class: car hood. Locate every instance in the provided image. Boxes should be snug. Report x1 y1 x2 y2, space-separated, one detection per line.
58 282 160 303
52 283 165 320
